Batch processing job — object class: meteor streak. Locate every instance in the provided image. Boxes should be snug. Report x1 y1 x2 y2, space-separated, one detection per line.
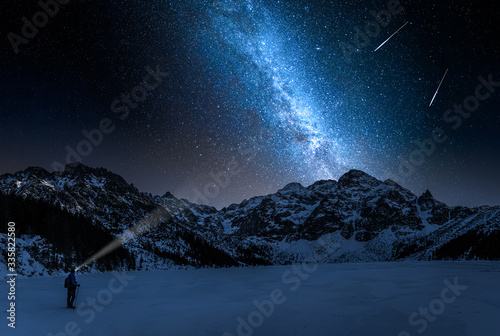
429 68 449 107
374 21 409 52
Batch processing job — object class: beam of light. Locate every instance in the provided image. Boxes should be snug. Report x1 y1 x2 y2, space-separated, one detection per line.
429 68 449 107
76 203 174 271
374 21 409 52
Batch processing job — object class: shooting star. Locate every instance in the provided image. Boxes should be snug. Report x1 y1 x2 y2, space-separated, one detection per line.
374 21 409 52
429 68 449 107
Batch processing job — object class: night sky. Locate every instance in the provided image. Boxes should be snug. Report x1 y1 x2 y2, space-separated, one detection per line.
1 0 499 209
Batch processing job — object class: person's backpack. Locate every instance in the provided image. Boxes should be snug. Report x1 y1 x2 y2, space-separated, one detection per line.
64 276 71 289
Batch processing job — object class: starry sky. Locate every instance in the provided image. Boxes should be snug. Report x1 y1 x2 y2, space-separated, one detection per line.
1 0 499 209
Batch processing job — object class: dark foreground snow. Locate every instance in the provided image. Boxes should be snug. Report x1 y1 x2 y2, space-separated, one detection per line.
1 261 499 336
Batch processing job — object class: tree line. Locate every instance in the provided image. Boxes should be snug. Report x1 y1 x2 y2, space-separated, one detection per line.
0 192 134 272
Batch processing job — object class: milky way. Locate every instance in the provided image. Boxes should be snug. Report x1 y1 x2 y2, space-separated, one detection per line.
176 0 351 183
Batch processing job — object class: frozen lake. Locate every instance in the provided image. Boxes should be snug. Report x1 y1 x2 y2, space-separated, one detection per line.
1 261 499 336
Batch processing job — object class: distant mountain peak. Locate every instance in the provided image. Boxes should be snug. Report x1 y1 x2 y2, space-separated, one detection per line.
277 182 304 193
384 179 400 187
421 189 433 198
417 189 438 204
417 189 448 213
161 191 176 199
62 162 98 175
59 163 129 186
338 169 380 187
307 179 337 194
23 166 51 178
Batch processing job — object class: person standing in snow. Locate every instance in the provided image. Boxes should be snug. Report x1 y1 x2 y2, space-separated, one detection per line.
66 268 80 309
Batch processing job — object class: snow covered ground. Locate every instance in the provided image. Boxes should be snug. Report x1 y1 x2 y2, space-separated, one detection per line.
1 261 499 336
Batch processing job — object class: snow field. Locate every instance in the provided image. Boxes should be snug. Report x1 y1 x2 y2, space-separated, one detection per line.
1 261 499 336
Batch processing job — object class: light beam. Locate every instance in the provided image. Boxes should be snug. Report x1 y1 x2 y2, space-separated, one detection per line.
76 203 173 271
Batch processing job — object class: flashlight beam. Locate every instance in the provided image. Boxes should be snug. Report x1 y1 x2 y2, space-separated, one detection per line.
77 203 174 271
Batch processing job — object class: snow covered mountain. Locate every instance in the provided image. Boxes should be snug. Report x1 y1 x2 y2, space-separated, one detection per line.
1 163 498 275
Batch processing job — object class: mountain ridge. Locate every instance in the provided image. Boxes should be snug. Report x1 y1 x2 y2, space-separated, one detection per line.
1 163 499 276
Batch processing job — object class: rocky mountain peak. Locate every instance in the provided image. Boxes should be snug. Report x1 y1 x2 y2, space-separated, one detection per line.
384 179 400 187
162 191 176 199
307 179 337 195
421 189 433 198
337 169 381 188
61 162 106 176
277 182 305 194
62 162 91 173
59 162 129 187
23 166 52 179
417 189 440 210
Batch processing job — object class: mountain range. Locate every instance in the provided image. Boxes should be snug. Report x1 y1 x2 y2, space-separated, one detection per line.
1 163 498 276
